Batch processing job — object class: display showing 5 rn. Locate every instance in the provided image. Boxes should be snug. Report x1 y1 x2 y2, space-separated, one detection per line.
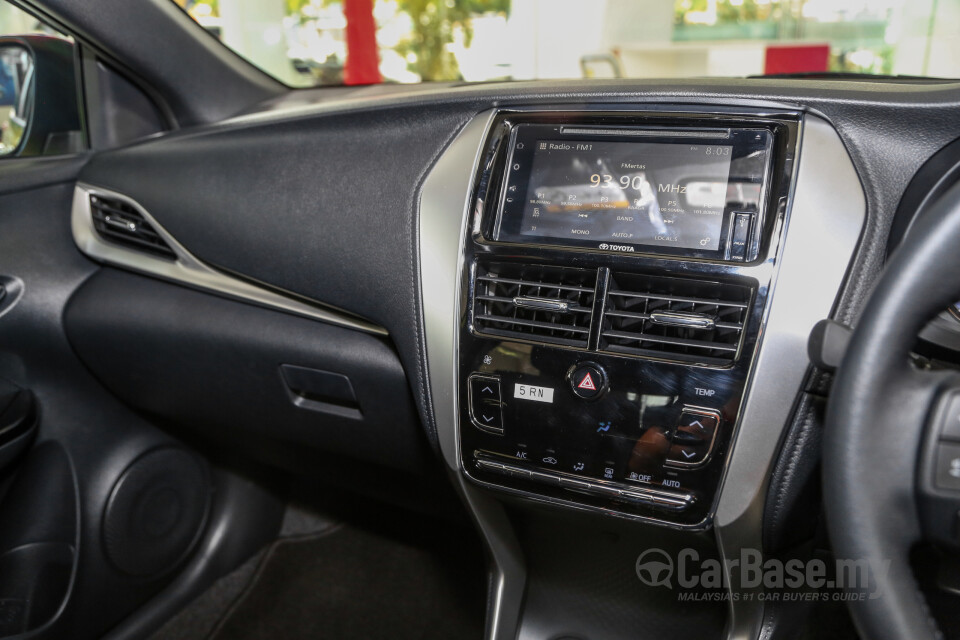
589 173 650 190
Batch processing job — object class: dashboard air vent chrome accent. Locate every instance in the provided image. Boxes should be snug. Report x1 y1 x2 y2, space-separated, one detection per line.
72 184 387 336
600 273 753 365
473 262 596 348
90 194 176 259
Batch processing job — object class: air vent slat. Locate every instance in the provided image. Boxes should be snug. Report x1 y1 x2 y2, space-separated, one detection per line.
603 309 652 321
92 202 140 219
475 294 593 314
601 330 739 352
476 275 594 294
93 227 174 254
606 289 749 309
89 195 176 260
600 273 753 365
714 320 744 330
476 315 590 335
472 262 596 348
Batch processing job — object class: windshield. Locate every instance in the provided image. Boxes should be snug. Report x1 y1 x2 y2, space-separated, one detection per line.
173 0 959 87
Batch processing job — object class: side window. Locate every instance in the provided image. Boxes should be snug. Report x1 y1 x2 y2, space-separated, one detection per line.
0 0 83 158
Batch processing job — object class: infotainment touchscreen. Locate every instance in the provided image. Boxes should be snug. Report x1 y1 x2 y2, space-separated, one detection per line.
493 124 774 260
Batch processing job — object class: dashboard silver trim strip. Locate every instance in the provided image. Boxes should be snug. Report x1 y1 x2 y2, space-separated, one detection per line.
419 111 526 640
71 183 387 336
714 115 865 639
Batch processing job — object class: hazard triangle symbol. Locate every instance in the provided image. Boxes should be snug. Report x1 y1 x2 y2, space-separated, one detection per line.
577 372 597 391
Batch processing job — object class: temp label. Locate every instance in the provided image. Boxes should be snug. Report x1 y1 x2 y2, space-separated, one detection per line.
514 384 554 403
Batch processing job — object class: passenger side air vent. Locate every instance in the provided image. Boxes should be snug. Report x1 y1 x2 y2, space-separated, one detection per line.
600 273 753 365
472 262 597 348
89 194 176 260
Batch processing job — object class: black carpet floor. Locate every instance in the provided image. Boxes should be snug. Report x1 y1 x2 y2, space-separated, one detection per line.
207 524 486 640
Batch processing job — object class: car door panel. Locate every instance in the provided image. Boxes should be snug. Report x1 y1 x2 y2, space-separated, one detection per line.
0 169 283 639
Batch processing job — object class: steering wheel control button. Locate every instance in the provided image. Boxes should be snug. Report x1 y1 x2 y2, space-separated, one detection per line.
569 363 607 400
935 443 960 491
468 374 503 434
937 393 960 441
666 409 721 468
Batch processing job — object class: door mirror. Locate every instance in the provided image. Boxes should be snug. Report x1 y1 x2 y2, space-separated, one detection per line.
0 36 81 158
0 43 32 155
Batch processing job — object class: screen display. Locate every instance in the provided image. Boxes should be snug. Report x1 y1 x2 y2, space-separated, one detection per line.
514 139 732 251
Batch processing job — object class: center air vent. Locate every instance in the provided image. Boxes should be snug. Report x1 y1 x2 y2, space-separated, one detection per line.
472 262 597 348
90 194 176 260
600 273 753 365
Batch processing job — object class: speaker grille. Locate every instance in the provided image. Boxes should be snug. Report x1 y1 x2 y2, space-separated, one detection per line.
102 448 210 577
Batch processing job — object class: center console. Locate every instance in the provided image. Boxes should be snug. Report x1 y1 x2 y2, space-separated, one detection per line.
421 104 866 639
457 110 799 528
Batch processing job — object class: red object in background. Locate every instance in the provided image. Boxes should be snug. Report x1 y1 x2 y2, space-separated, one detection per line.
764 44 830 75
343 0 381 85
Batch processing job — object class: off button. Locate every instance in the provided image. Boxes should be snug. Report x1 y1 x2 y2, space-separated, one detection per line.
569 363 607 400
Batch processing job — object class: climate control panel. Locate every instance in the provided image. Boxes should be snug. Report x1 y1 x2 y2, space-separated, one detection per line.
458 327 756 527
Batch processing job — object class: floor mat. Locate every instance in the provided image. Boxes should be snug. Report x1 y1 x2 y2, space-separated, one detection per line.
208 524 486 640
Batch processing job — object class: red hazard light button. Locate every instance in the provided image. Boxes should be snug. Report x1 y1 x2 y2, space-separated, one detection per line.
570 363 607 400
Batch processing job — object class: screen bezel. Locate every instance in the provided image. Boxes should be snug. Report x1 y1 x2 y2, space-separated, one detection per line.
490 123 775 261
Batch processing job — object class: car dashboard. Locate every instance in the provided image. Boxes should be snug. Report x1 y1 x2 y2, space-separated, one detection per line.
9 68 960 640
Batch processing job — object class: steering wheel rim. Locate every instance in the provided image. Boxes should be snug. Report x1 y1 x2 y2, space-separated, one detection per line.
825 179 960 640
